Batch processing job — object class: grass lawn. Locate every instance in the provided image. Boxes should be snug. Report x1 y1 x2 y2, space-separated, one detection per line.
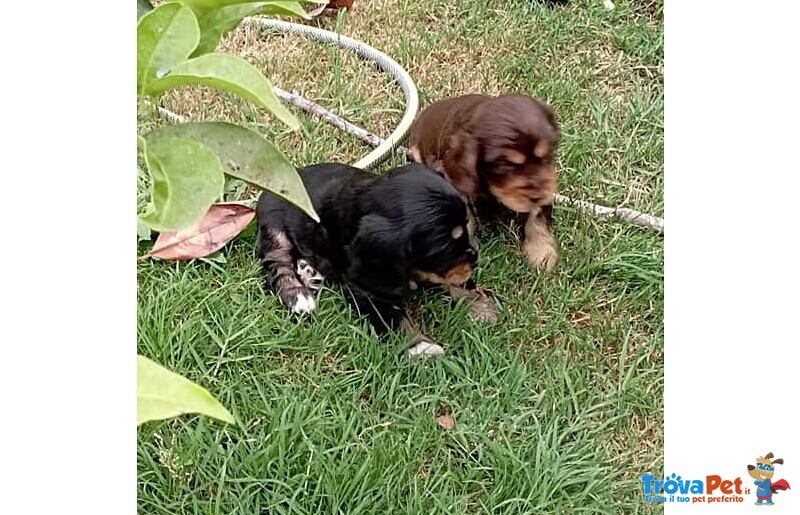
137 0 664 513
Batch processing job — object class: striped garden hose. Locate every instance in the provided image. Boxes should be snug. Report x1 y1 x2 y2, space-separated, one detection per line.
249 18 419 170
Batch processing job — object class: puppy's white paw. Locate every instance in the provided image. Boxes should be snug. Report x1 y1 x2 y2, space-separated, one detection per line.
407 340 445 357
296 259 325 291
290 292 316 315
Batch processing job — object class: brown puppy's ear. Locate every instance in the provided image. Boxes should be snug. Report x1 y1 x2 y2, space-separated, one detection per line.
533 140 551 159
537 99 558 129
765 452 775 460
444 132 480 197
772 458 784 465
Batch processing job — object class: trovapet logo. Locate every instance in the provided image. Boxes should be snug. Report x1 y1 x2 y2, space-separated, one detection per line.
641 451 792 506
641 473 746 504
746 452 791 506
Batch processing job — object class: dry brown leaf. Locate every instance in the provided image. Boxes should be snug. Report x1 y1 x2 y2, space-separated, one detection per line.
436 413 455 430
142 203 255 261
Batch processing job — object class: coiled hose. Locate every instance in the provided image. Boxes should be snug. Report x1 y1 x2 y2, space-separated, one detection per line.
248 18 419 170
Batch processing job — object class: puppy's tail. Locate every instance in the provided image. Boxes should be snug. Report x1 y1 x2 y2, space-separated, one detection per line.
258 228 316 314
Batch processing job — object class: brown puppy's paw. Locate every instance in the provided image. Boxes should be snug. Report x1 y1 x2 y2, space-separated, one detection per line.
523 209 558 272
523 239 558 272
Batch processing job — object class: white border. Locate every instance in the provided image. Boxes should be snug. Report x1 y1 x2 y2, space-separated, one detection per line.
0 2 136 514
665 1 800 512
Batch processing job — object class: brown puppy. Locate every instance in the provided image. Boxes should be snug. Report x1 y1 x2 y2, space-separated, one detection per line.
408 93 560 272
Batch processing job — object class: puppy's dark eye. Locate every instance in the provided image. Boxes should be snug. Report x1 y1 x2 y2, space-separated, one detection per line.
486 162 510 174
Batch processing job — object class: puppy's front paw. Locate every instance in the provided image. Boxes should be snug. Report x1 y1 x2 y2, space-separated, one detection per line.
281 287 316 315
407 340 445 357
523 240 558 272
467 294 499 323
296 259 325 291
447 285 500 324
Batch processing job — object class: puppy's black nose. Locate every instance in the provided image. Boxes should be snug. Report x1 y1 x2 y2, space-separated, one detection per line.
466 247 478 264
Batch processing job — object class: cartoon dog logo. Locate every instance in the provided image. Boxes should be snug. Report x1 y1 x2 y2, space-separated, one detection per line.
747 452 791 506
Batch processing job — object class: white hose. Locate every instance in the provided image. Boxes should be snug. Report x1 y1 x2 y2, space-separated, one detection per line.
247 18 419 170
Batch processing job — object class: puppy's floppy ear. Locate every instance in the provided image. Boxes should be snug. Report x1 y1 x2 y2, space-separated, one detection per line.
536 99 558 126
346 214 410 303
444 132 480 197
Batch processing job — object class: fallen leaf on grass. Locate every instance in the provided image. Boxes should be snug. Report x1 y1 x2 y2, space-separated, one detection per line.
436 413 456 430
141 202 255 260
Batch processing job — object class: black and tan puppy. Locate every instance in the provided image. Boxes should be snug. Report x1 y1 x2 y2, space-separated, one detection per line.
257 163 478 356
408 93 560 272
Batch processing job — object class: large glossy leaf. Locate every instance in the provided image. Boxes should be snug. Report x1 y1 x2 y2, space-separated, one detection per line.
194 3 266 56
145 53 299 130
142 203 256 260
144 122 318 221
137 3 200 93
140 136 226 232
192 1 310 57
137 355 235 426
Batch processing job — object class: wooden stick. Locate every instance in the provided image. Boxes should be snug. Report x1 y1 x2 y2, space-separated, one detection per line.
273 87 411 160
274 88 384 148
554 194 664 233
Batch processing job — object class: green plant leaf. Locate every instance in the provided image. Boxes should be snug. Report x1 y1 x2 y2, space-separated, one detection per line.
145 53 299 130
137 3 200 93
137 0 154 21
144 122 318 221
137 355 235 426
257 1 313 19
180 0 260 14
140 136 226 232
179 0 319 15
193 3 266 56
192 1 310 57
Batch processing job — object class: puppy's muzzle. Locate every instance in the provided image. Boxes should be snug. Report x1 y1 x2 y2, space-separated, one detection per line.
413 247 477 286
